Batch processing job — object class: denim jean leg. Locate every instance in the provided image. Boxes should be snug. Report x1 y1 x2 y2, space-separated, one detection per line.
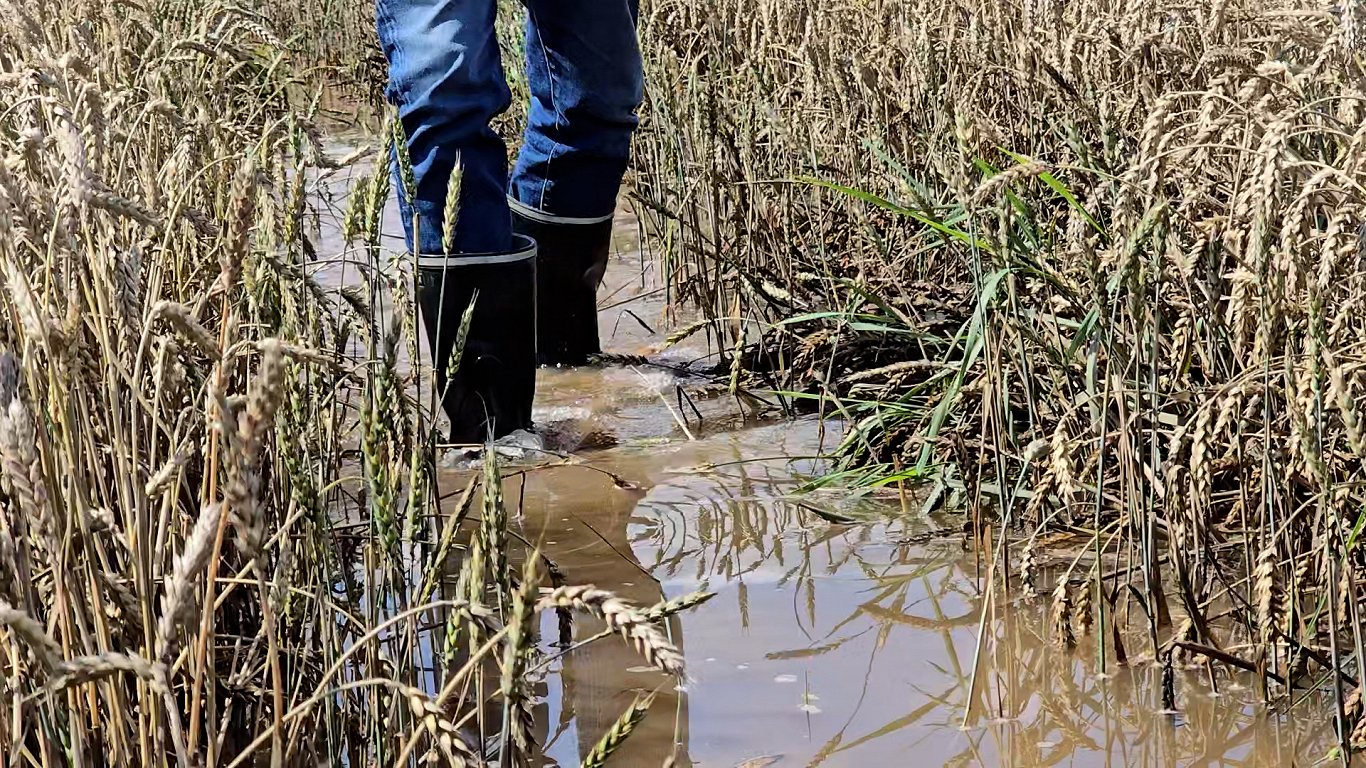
509 0 644 219
376 0 513 254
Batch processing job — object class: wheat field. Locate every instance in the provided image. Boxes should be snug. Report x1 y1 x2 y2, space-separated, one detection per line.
7 0 1366 763
631 0 1366 753
0 1 699 765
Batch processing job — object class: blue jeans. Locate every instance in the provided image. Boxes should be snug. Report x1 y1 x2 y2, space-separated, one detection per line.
376 0 643 255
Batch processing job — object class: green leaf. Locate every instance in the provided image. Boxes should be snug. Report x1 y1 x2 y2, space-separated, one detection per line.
915 267 1012 472
798 177 991 250
1000 148 1106 240
1065 307 1101 361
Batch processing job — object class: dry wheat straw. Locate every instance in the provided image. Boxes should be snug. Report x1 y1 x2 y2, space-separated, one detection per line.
156 503 222 659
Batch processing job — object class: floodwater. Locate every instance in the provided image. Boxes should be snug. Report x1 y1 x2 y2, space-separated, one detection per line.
508 251 1341 768
311 150 1343 767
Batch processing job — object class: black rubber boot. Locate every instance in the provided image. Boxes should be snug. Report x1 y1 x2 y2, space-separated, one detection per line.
416 234 537 444
509 200 613 367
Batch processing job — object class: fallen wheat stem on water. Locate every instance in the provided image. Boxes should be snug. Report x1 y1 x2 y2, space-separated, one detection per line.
635 366 697 441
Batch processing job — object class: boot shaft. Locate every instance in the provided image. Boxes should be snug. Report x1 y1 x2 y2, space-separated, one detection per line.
509 202 613 367
416 234 537 443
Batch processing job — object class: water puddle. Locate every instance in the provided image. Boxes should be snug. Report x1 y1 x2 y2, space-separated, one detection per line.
503 247 1339 767
311 146 1341 768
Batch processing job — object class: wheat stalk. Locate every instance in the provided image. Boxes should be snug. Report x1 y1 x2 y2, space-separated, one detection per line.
537 586 686 678
50 653 168 695
155 503 222 660
579 693 654 768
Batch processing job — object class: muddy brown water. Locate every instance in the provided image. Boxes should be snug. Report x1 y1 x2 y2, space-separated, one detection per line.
310 150 1341 767
515 363 1339 768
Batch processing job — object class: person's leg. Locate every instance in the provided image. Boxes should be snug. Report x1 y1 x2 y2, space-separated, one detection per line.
377 0 535 442
376 0 512 254
511 0 642 217
510 0 644 366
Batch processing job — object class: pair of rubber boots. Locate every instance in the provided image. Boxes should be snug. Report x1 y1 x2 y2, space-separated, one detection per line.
416 205 612 444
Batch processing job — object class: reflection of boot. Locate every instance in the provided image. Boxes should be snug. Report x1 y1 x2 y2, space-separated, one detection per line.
509 200 612 367
416 235 537 443
553 493 691 766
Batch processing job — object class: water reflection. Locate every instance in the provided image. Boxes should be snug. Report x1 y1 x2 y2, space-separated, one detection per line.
515 456 693 767
520 417 1340 767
